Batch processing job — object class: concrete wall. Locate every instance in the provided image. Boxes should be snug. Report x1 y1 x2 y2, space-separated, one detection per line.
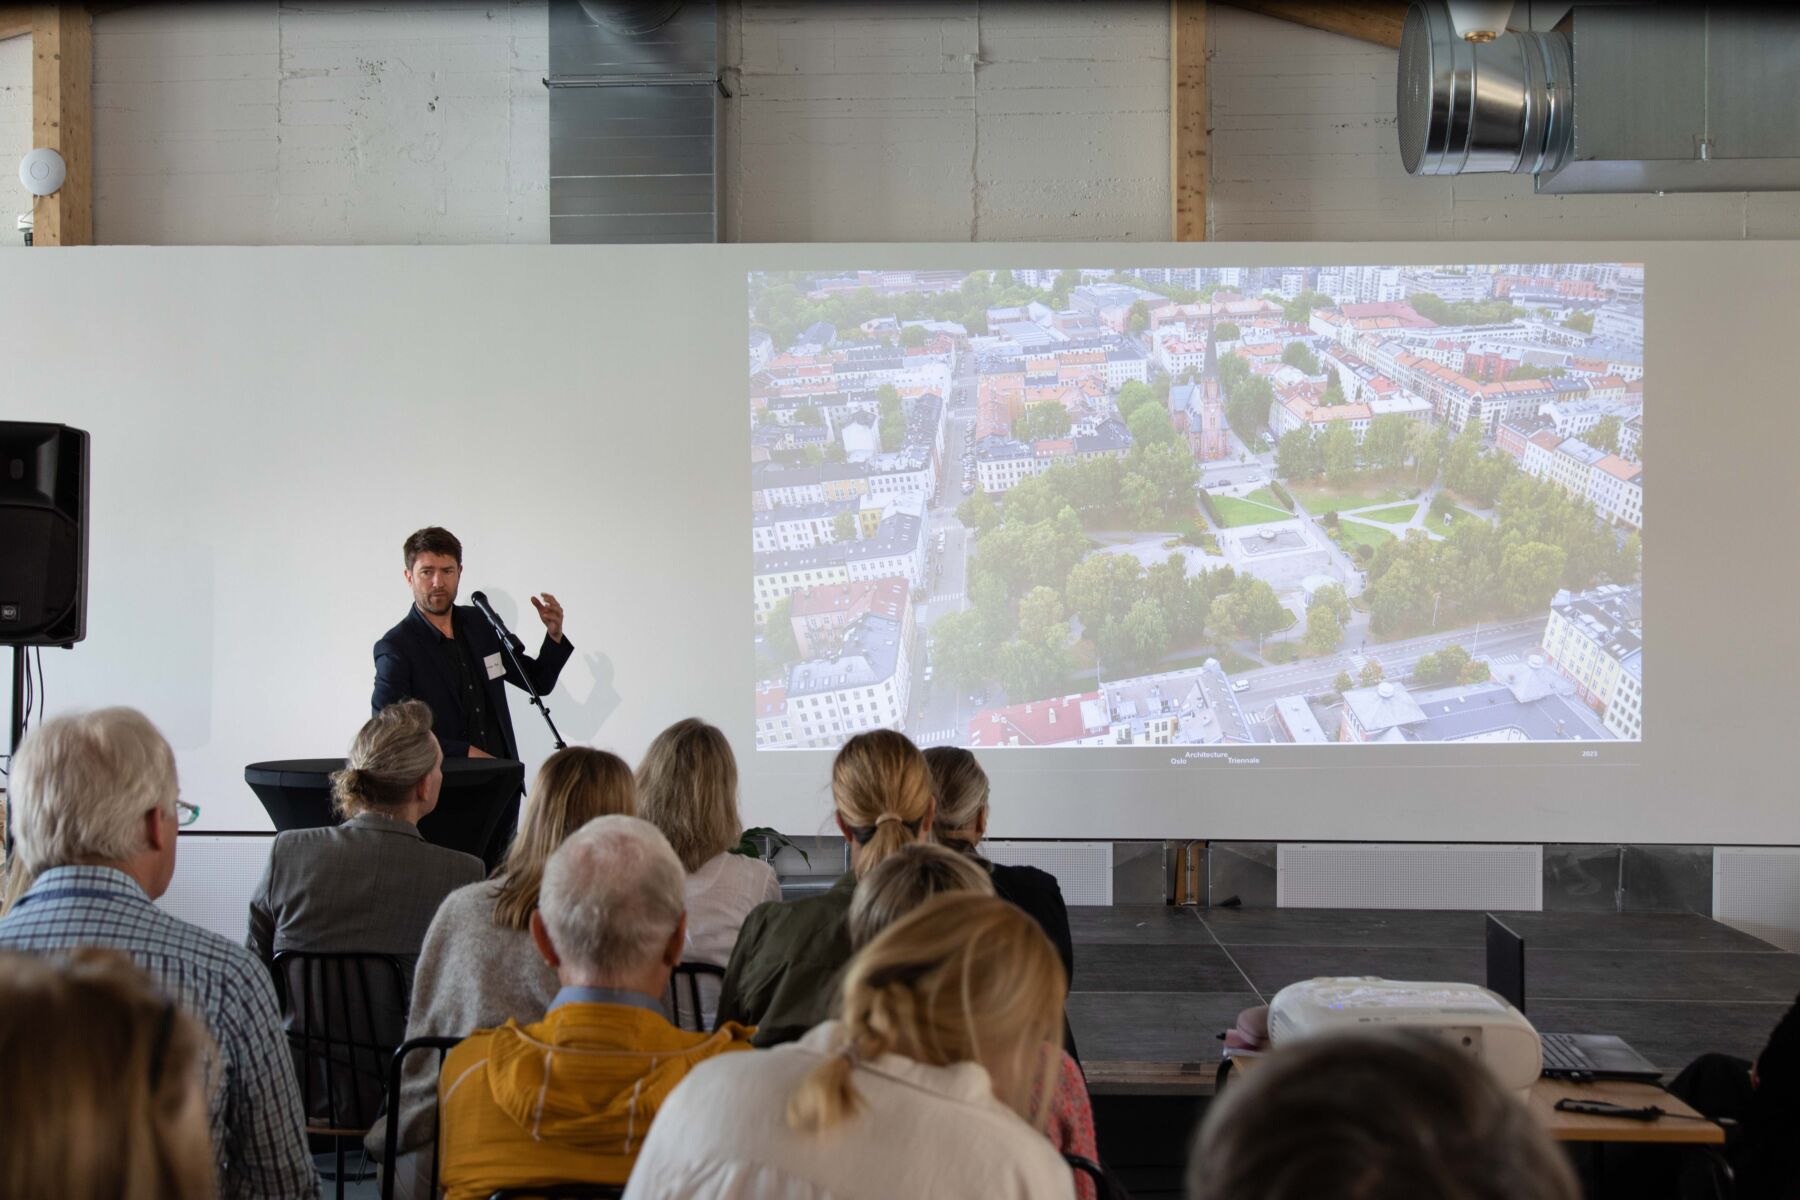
6 3 1800 246
1 2 548 248
722 0 1170 242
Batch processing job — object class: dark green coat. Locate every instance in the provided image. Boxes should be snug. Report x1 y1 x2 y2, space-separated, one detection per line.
715 872 855 1047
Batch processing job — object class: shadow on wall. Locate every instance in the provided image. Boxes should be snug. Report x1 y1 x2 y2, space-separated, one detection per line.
482 588 619 746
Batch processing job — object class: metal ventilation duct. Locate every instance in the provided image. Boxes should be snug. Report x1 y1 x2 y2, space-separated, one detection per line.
1397 2 1800 194
548 0 719 243
1397 1 1570 177
576 1 684 35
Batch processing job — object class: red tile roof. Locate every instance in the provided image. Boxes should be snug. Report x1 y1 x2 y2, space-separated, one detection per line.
1595 455 1642 483
967 692 1104 747
790 576 909 621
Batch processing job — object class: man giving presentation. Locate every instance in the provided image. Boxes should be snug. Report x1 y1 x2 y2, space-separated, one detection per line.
371 526 573 760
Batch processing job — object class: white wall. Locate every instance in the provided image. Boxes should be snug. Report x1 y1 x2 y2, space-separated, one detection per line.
5 3 1800 246
5 241 1800 846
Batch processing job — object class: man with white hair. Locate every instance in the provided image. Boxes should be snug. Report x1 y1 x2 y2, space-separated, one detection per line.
437 814 756 1200
0 707 319 1199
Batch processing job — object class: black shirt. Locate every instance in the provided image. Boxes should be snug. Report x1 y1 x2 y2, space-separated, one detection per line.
985 858 1080 1063
417 607 507 759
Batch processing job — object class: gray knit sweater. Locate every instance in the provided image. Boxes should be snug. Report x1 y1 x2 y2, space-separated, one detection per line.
363 879 558 1172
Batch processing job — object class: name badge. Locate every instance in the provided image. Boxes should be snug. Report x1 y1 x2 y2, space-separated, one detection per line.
484 652 506 681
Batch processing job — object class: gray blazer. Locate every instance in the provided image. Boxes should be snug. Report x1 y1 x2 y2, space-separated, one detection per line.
247 811 484 984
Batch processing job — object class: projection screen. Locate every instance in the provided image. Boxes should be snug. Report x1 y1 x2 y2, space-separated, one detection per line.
0 243 1794 845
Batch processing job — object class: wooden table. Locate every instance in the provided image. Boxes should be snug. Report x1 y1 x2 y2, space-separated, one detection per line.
1084 1059 1219 1096
1531 1076 1723 1145
1204 1052 1724 1146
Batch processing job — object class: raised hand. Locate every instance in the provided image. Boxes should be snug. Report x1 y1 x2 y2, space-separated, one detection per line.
530 592 565 643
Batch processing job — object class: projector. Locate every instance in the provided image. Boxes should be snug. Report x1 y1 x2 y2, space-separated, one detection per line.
1268 977 1542 1095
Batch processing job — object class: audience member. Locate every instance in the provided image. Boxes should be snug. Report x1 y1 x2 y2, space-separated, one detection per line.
848 843 1101 1200
626 892 1073 1199
0 707 319 1199
845 841 994 950
368 744 636 1196
715 728 936 1046
636 718 781 1027
247 700 484 983
925 745 1081 1061
0 948 217 1200
1605 990 1800 1199
1186 1029 1579 1200
437 815 754 1199
924 746 1075 978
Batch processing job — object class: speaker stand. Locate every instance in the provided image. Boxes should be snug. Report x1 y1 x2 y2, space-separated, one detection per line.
5 646 20 859
8 646 23 757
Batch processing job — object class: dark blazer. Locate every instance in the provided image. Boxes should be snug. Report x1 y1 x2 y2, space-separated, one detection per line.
988 861 1075 983
372 604 573 759
246 811 485 983
988 860 1079 1062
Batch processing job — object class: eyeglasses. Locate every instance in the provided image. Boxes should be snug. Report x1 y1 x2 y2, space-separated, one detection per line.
174 799 201 828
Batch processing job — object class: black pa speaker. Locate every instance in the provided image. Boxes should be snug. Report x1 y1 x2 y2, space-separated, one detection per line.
0 422 89 646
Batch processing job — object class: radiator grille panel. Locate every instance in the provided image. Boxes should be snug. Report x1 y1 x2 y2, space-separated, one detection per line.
1278 843 1542 910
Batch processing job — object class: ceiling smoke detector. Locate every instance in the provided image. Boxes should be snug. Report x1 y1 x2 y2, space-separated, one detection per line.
19 147 65 197
1397 0 1571 177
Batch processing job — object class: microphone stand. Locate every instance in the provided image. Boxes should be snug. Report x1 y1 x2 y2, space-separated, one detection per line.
479 606 567 751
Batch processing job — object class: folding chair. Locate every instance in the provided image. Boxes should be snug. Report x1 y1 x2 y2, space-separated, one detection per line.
271 951 410 1200
666 960 726 1032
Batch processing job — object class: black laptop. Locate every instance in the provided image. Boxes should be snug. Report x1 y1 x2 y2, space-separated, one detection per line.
1484 914 1663 1081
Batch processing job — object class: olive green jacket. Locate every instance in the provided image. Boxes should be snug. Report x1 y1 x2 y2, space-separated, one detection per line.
715 872 855 1048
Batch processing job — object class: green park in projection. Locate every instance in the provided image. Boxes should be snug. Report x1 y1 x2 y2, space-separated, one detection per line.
941 391 1639 706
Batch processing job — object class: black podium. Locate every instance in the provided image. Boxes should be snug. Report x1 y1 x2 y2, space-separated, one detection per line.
244 757 525 872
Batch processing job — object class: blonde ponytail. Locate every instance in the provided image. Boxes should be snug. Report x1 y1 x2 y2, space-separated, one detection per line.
786 1041 865 1132
785 893 1065 1135
831 730 932 876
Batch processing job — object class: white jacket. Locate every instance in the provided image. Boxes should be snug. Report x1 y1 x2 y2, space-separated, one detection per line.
621 1021 1076 1200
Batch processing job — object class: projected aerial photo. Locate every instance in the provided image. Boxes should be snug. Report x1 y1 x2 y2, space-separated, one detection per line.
749 265 1643 750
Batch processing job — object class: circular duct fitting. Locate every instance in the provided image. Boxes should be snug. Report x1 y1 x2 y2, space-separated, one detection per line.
1397 0 1573 177
576 0 684 36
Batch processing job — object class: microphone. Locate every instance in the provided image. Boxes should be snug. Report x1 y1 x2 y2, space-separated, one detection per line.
469 591 525 653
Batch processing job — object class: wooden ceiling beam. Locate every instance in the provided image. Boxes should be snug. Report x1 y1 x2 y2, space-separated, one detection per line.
1171 0 1208 242
31 3 93 245
4 4 140 42
1213 0 1409 50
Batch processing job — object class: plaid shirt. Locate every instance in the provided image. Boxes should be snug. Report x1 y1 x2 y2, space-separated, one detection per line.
0 865 320 1200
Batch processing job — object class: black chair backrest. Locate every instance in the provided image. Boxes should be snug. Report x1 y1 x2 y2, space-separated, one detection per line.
488 1188 626 1199
1066 1152 1131 1200
666 961 726 1032
272 951 410 1132
381 1035 463 1200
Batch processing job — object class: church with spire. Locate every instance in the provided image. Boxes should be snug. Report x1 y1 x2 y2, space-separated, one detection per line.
1169 302 1231 463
